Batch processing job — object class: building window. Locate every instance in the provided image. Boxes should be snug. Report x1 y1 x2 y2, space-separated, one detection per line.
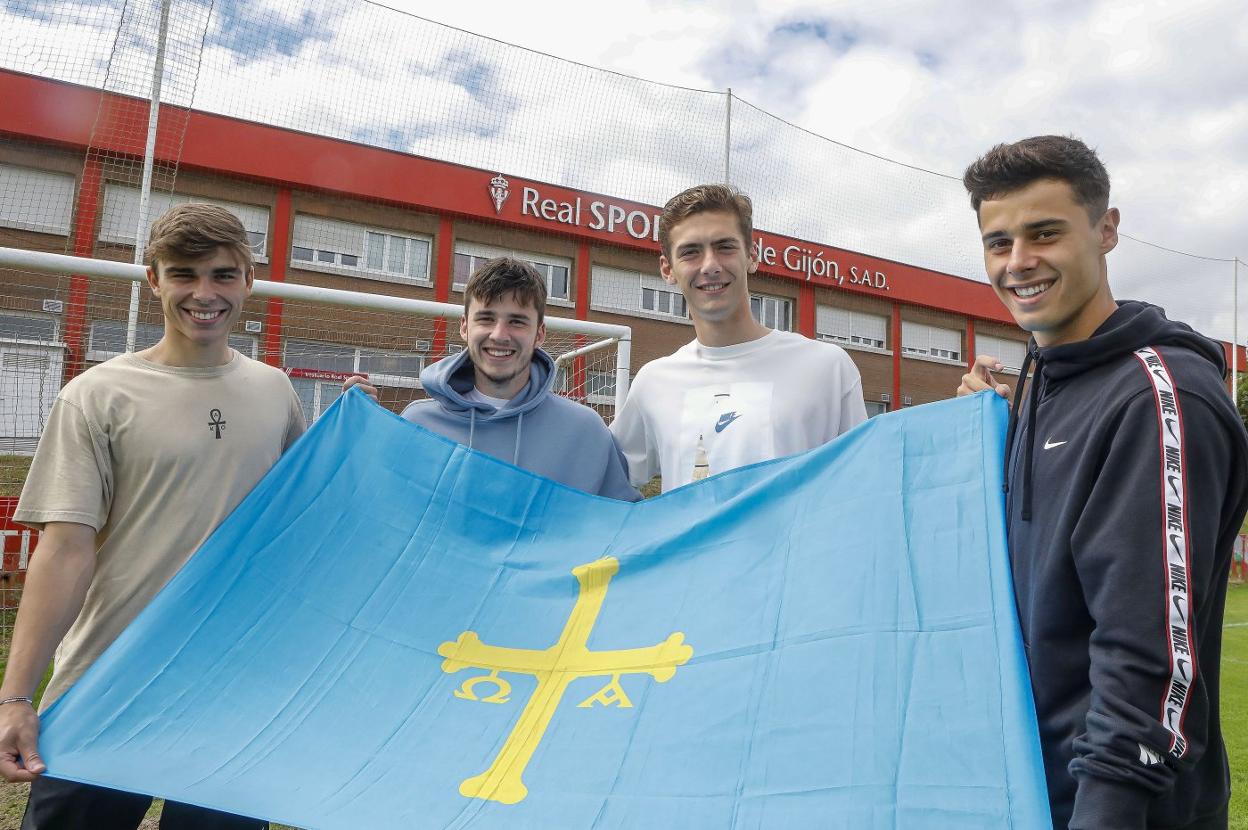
284 337 427 424
640 286 686 318
816 306 888 351
590 265 692 324
454 241 571 302
0 313 58 344
98 185 269 261
865 400 888 418
587 370 616 404
291 215 430 284
750 294 793 331
901 321 962 363
87 320 257 362
974 334 1028 375
0 165 76 236
283 338 425 389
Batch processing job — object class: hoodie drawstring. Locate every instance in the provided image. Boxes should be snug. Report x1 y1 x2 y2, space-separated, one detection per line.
513 412 523 466
1021 350 1044 522
468 408 476 449
1003 348 1030 497
1003 344 1042 522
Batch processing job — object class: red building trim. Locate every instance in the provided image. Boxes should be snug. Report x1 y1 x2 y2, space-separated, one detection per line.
891 304 903 411
62 153 103 382
0 69 1013 325
431 217 454 357
797 284 815 338
261 187 292 367
572 242 591 396
966 318 976 370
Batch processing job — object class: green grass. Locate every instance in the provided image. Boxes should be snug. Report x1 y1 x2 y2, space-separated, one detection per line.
0 456 31 499
1226 580 1248 829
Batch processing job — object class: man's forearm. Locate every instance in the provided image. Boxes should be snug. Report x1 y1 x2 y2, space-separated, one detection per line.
0 528 96 698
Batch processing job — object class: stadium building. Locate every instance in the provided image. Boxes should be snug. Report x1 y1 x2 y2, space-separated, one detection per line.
0 67 1240 439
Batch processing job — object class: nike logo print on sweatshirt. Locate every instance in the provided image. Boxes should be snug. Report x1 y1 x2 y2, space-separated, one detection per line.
715 412 742 433
1043 438 1067 450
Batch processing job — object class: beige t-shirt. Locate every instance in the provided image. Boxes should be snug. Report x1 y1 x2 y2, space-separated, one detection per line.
14 350 306 707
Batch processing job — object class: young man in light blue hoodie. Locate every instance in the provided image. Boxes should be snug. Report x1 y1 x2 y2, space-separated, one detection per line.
349 257 638 500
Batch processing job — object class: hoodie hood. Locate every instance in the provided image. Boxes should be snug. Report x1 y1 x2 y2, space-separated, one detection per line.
418 347 558 420
1038 300 1226 383
1006 300 1227 523
414 347 559 466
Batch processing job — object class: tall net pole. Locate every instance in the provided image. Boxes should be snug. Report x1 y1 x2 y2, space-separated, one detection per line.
125 0 171 353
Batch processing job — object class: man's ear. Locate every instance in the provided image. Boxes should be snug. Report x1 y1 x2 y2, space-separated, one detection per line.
1099 207 1121 255
243 264 255 294
458 314 469 342
146 265 160 296
659 255 676 286
535 321 546 350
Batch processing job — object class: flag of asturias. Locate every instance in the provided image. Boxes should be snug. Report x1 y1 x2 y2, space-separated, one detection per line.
38 389 1050 828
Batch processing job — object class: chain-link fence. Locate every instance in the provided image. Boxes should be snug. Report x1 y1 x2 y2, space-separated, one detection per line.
0 0 1244 637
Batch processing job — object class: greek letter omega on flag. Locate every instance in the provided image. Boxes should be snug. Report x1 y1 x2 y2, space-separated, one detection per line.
36 389 1051 829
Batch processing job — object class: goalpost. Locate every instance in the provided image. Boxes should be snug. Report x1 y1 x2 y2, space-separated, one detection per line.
0 245 632 447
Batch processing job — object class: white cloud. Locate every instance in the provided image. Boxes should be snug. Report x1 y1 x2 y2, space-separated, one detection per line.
2 0 1245 341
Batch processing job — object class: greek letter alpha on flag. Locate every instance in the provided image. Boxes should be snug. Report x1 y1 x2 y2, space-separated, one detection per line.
37 389 1051 829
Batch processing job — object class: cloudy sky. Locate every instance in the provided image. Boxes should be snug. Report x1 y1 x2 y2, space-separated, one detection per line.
3 0 1245 341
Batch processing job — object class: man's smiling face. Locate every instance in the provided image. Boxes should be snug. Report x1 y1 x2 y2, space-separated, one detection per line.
460 291 546 399
978 178 1119 347
659 210 758 327
148 246 252 363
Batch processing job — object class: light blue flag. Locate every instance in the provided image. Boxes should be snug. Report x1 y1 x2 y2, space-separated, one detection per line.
38 389 1050 829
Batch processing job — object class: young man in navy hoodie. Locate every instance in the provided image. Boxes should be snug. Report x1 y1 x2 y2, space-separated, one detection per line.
348 257 637 501
957 135 1248 829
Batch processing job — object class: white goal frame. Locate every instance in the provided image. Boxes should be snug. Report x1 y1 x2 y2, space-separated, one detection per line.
0 246 633 409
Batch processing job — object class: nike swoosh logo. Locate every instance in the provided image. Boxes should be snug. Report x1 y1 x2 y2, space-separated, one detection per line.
1176 657 1191 681
715 412 742 433
1169 534 1185 556
1043 438 1067 449
1172 595 1187 624
1165 418 1179 443
1167 475 1182 498
1152 368 1171 389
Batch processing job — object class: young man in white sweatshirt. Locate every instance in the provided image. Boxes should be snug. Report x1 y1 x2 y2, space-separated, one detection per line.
610 184 867 491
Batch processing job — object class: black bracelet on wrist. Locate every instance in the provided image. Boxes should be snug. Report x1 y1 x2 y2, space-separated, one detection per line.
0 696 34 707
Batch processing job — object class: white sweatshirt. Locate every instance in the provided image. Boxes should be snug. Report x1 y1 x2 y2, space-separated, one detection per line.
611 330 868 491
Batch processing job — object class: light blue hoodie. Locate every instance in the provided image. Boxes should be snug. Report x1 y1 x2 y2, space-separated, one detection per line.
401 348 639 501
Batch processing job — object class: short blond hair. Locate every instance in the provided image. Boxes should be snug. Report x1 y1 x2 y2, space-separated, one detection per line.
658 184 753 259
145 203 254 272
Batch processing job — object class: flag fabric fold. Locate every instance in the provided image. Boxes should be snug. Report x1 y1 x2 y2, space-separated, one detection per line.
38 389 1050 828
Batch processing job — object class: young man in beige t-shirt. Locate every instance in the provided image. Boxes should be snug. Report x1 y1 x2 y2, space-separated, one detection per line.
0 205 305 829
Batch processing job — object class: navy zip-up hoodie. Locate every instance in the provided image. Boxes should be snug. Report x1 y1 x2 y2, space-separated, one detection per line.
1005 301 1248 829
400 348 639 501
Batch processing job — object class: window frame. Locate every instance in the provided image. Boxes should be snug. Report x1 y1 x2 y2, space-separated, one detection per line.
98 184 270 263
589 265 694 326
282 337 426 390
290 215 431 286
0 312 60 347
453 241 574 306
900 321 963 365
974 334 1028 375
86 319 258 363
0 165 76 236
749 293 794 332
815 306 891 354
